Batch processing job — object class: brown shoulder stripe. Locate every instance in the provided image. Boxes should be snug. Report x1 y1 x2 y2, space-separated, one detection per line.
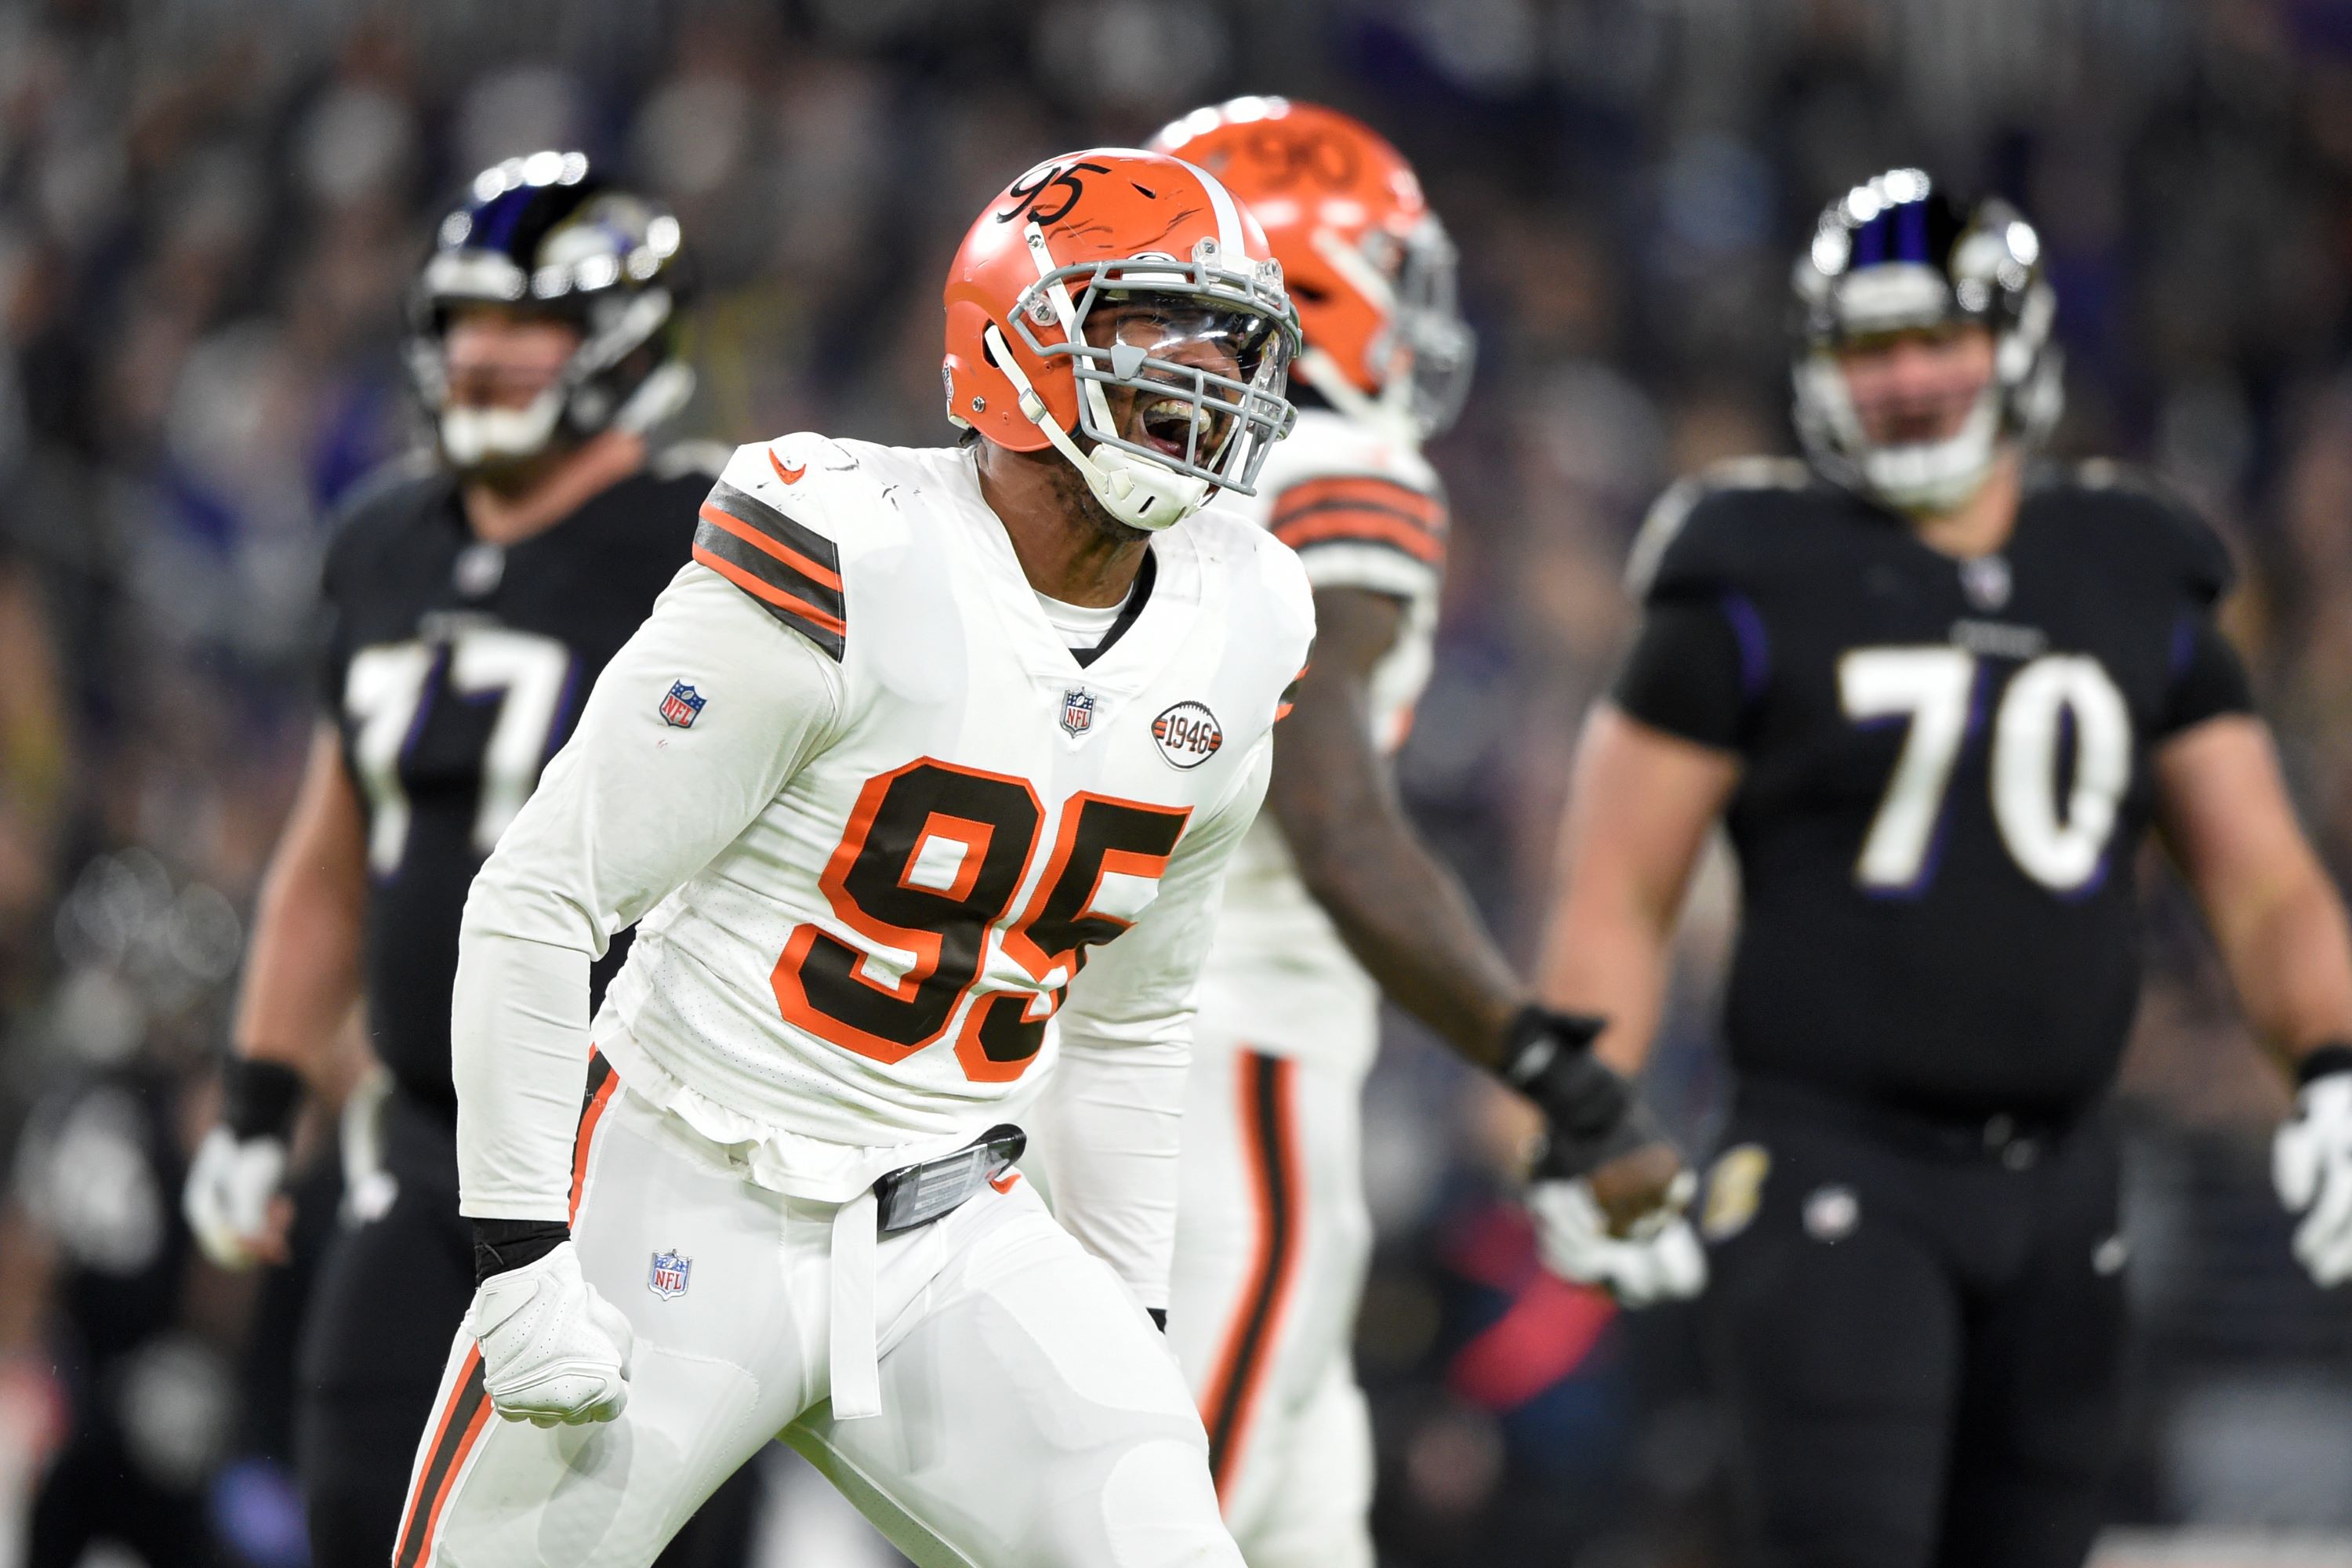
1271 476 1447 567
695 480 846 660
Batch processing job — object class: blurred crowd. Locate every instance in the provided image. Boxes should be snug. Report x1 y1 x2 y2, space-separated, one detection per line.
2 0 2351 1563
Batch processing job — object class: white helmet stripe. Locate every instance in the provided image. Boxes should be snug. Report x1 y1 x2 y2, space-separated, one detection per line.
1170 156 1247 258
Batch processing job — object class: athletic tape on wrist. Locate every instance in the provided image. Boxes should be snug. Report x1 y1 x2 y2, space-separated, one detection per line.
222 1058 307 1142
2297 1043 2352 1089
473 1219 571 1285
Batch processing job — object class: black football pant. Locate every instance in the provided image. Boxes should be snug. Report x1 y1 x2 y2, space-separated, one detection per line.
1700 1076 2128 1568
296 1089 761 1566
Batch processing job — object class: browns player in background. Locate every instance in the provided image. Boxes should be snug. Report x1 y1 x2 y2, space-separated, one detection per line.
1149 99 1702 1568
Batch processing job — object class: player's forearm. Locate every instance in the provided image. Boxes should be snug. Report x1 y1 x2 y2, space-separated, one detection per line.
1538 889 1674 1077
1290 816 1525 1067
2210 869 2352 1073
231 795 365 1079
452 920 594 1221
1029 1039 1185 1312
1270 659 1524 1066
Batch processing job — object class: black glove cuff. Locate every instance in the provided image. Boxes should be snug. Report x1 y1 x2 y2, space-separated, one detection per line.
2297 1043 2352 1089
473 1219 571 1286
222 1058 307 1142
1498 1006 1661 1178
1499 1006 1616 1130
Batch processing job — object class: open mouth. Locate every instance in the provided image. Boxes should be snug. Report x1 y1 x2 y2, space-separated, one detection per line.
1135 395 1212 463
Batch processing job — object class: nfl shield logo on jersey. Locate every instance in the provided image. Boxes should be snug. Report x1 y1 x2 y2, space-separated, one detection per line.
648 1250 691 1299
659 681 706 729
1061 688 1096 738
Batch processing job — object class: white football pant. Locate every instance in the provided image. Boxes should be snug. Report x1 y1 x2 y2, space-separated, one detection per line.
1167 1022 1376 1568
394 1076 1237 1567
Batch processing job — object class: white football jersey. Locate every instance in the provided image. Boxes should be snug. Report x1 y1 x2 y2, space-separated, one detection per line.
453 436 1314 1237
1196 408 1447 1073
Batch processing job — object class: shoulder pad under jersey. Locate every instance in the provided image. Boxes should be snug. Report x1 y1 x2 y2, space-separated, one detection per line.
691 435 863 662
318 448 447 590
1624 457 1814 603
649 439 731 482
2063 459 2236 605
1258 410 1446 583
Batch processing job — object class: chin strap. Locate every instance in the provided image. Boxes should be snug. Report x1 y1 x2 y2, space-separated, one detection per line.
1860 391 2004 513
441 390 568 468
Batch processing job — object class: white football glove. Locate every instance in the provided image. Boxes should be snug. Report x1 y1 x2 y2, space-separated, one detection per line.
2274 1068 2352 1288
469 1241 634 1426
182 1127 289 1270
1528 1171 1708 1307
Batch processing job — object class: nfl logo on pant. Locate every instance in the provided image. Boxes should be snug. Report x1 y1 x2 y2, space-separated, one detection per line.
659 681 706 728
648 1250 691 1299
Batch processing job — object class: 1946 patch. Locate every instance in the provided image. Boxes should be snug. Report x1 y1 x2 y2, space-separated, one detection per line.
1151 701 1222 768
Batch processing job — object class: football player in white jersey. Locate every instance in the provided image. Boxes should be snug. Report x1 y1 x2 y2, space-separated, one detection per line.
391 149 1315 1568
1147 100 1704 1568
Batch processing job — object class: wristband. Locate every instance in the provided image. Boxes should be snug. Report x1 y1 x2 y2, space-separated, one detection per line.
473 1219 572 1286
1499 1005 1616 1131
222 1058 307 1142
2296 1043 2352 1090
1499 1005 1668 1178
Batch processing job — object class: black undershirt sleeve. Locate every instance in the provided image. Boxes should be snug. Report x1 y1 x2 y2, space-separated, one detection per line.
1610 599 1750 752
2158 611 2256 738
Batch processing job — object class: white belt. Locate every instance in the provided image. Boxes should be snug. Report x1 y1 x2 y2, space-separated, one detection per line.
824 1127 1026 1421
828 1188 882 1420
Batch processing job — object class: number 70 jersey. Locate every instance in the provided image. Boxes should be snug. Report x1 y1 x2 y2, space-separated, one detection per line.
1617 459 2254 1119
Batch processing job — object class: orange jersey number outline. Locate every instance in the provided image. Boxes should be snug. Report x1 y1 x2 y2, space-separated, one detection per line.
773 761 1192 1083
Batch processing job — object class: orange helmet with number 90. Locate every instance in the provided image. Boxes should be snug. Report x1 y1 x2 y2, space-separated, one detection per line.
1151 98 1474 440
943 147 1301 532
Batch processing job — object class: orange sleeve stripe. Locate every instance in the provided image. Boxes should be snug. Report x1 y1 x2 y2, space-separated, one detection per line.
698 502 844 592
694 544 851 637
569 1065 619 1225
1272 476 1445 533
1272 509 1445 564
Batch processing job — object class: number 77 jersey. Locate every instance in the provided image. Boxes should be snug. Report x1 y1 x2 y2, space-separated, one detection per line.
486 435 1315 1188
321 451 721 1113
1614 458 2255 1118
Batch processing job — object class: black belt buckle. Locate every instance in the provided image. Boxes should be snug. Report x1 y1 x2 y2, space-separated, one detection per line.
873 1124 1027 1236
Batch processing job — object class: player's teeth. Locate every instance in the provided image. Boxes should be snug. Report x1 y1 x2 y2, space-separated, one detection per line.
1145 398 1204 440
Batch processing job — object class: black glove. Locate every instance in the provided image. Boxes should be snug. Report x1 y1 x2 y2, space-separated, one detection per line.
1498 1005 1669 1178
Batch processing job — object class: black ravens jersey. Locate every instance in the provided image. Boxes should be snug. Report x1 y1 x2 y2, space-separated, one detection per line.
299 449 767 1567
318 452 715 1112
1614 459 2254 1122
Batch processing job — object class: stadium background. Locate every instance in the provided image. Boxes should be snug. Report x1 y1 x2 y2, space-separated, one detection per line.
0 0 2350 1563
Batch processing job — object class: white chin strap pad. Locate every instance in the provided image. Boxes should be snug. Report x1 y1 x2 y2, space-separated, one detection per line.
1860 392 2002 513
441 388 566 468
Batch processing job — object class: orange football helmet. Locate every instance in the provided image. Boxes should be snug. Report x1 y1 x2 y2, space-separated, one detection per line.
1150 97 1474 438
942 147 1301 531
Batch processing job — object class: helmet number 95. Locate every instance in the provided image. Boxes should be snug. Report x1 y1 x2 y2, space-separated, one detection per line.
994 160 1113 228
1840 646 2131 895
